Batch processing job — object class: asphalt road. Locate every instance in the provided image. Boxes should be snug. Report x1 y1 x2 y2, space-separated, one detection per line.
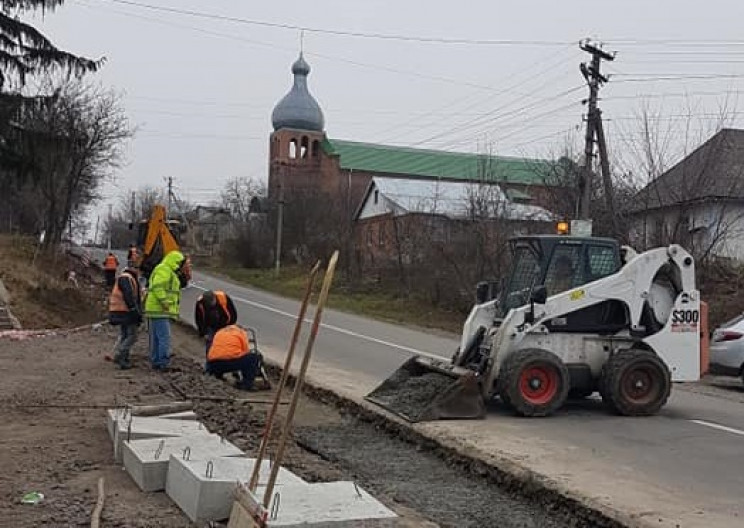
82 247 744 522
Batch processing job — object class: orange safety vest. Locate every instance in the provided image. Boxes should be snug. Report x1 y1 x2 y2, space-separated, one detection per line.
214 291 230 319
103 255 119 270
208 325 250 362
109 272 138 313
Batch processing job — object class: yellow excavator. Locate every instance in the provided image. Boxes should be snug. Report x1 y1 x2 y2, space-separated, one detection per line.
132 204 191 283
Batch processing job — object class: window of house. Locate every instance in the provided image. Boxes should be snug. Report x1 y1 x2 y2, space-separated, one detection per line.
374 190 379 205
378 223 386 247
366 226 373 246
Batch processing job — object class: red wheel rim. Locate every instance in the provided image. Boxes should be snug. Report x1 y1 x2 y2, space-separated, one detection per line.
519 364 559 405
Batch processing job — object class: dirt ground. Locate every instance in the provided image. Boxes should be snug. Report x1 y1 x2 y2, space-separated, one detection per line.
0 236 107 329
0 322 437 527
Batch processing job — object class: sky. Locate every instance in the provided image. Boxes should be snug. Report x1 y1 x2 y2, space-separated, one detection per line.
28 0 744 231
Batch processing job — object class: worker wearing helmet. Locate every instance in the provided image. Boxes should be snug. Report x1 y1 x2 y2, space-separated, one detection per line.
195 290 237 344
206 324 260 390
144 250 185 370
103 252 119 288
108 267 143 370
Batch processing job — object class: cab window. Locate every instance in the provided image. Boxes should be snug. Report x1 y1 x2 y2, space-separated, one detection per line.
545 245 582 296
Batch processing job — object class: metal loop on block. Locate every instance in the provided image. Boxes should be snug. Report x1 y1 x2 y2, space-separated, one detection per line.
353 481 362 498
154 439 165 460
205 461 214 478
270 492 281 520
182 446 191 461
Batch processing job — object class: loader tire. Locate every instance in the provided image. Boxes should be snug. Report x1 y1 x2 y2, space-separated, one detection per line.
499 349 569 417
600 348 671 416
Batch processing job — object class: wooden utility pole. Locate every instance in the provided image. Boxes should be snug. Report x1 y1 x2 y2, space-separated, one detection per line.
578 39 616 229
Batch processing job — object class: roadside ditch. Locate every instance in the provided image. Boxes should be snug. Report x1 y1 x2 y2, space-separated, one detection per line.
170 324 625 528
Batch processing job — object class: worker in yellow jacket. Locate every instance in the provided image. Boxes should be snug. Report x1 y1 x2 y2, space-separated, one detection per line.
144 250 185 370
206 324 260 390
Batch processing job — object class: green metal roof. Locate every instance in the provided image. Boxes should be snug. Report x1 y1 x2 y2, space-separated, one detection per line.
322 138 551 186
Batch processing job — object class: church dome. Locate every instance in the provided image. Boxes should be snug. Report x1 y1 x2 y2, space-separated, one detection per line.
271 54 325 132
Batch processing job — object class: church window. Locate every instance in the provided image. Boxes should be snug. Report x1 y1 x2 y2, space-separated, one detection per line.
301 136 309 159
312 140 320 158
289 138 298 159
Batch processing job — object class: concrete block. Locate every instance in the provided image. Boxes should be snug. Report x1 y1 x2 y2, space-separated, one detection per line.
106 408 129 441
266 482 397 527
112 416 211 463
122 434 244 492
166 456 307 523
159 410 198 420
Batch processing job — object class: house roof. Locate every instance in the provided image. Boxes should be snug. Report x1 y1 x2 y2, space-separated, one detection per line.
632 128 744 212
356 177 555 222
323 138 551 186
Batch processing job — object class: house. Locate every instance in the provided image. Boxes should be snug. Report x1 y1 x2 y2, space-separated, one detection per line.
354 177 555 268
630 128 744 260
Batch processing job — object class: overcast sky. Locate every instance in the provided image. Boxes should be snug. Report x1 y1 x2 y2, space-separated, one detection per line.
30 0 744 227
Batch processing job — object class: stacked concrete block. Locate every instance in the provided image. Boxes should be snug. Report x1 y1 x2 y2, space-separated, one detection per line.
159 410 198 420
166 457 306 523
122 434 244 492
113 415 212 463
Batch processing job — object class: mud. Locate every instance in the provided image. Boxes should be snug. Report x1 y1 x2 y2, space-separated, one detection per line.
297 418 575 528
367 370 458 421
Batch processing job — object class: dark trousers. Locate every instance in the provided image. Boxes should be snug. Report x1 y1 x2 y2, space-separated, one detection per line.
206 354 259 389
104 269 116 288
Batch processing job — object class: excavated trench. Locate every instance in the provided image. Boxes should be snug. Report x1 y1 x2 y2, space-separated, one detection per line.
157 347 624 528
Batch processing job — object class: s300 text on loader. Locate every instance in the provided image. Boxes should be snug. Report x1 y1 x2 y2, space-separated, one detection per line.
366 233 707 421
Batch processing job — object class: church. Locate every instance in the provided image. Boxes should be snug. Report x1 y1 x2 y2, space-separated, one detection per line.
267 54 556 266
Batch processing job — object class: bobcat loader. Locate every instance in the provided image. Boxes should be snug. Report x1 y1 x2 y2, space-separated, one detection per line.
366 234 707 421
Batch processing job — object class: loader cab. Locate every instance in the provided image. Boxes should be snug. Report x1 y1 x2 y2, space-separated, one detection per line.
500 235 626 333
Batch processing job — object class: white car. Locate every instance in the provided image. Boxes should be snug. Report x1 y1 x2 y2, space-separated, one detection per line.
710 314 744 383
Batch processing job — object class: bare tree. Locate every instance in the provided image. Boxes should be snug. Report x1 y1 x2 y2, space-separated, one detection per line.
3 82 131 247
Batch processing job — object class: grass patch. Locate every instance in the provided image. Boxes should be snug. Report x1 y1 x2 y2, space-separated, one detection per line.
210 265 465 334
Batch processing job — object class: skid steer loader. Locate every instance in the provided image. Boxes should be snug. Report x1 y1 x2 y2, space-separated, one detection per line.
366 234 706 421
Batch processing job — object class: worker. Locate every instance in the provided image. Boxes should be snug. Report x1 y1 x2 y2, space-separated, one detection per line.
144 250 186 371
108 267 143 370
549 255 576 296
127 244 139 268
103 252 119 288
206 324 260 390
195 290 238 355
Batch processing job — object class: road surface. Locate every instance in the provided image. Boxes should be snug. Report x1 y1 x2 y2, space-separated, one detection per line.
82 247 744 526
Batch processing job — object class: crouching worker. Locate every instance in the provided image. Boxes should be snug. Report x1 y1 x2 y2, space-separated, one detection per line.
108 267 143 370
206 324 260 390
195 290 238 357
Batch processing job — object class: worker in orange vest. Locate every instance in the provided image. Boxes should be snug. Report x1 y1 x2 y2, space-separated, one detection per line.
103 252 119 288
126 244 139 268
206 325 261 390
195 290 238 356
108 267 143 370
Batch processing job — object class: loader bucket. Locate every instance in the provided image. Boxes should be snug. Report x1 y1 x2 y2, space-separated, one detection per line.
365 356 486 423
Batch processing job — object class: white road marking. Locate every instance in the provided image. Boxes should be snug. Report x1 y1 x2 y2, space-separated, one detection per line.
690 419 744 437
189 283 446 361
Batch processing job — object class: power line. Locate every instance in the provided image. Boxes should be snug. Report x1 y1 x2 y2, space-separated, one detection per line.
97 0 572 47
78 1 528 92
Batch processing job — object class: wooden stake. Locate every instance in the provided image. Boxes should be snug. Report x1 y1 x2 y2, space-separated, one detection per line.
262 251 338 507
248 261 321 492
90 477 105 528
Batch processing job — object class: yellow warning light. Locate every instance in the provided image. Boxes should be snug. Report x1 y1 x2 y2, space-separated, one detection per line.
556 221 570 235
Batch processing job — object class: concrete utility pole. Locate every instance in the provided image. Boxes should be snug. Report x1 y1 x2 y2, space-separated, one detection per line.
107 204 113 250
166 176 173 218
578 39 616 231
274 180 285 277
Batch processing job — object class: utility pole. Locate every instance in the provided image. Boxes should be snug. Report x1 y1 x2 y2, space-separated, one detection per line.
107 203 113 250
274 179 285 277
94 216 100 246
578 39 616 233
166 176 173 218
